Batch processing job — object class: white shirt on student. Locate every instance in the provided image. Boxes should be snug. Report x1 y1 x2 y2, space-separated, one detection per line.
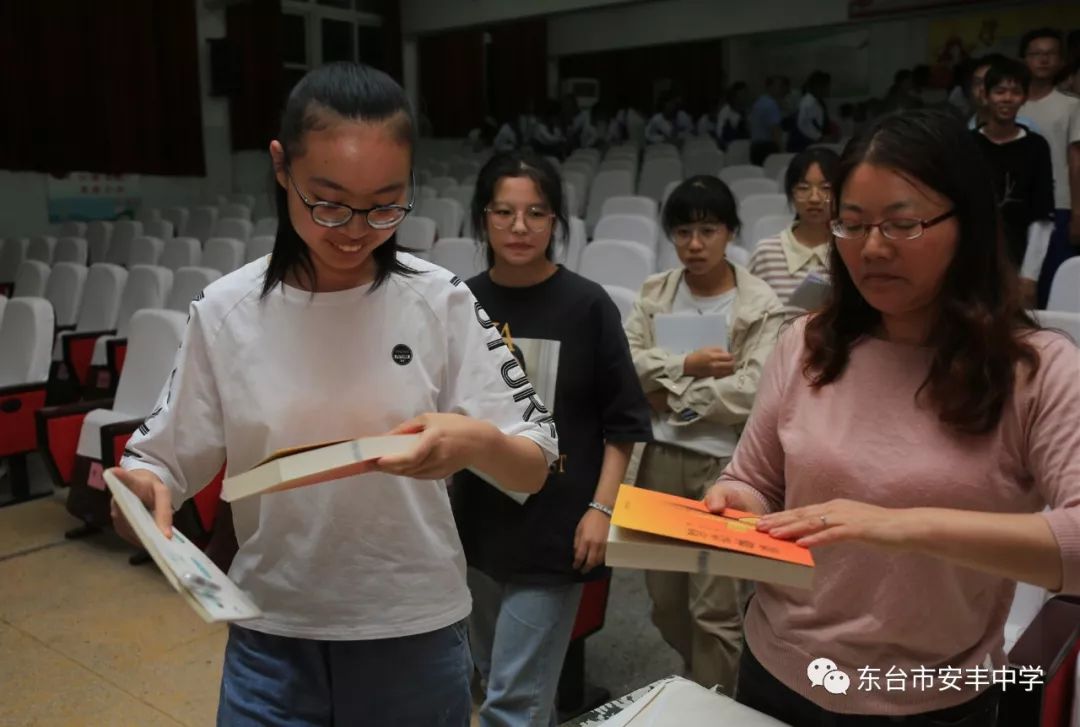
650 281 739 459
121 255 559 640
1020 89 1080 209
645 113 674 144
796 93 825 143
494 123 517 152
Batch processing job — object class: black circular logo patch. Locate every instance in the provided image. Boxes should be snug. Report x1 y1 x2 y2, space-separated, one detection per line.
392 344 413 366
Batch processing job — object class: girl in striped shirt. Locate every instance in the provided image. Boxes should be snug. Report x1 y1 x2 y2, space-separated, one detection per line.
749 148 839 307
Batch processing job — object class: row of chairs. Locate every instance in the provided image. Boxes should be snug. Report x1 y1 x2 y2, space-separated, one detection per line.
51 211 278 250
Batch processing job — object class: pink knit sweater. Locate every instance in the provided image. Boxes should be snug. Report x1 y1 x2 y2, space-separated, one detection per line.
719 319 1080 715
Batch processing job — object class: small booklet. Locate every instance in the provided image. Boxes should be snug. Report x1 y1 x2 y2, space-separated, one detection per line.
788 271 832 311
605 484 814 589
221 434 422 502
105 470 262 623
654 313 728 353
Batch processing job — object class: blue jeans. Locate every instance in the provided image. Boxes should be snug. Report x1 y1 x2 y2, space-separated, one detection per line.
467 567 584 727
1038 209 1076 309
216 621 473 726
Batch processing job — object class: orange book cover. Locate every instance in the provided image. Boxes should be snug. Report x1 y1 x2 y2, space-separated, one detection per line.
611 484 814 568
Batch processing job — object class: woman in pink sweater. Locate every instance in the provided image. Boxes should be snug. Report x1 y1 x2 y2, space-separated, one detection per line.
706 109 1080 725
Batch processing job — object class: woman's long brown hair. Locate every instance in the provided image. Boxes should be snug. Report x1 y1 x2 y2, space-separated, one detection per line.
803 109 1041 435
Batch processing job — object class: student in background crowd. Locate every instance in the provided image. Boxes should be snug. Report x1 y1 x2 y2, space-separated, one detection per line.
1018 27 1080 306
532 100 567 158
749 148 839 309
749 77 789 165
788 71 833 153
626 175 783 697
493 117 519 153
971 57 1055 308
645 94 679 144
706 108 1080 727
109 62 558 726
700 82 750 149
455 151 652 727
966 54 1041 133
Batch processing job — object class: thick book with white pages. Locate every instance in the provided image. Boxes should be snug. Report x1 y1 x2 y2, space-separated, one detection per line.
653 313 728 353
105 470 262 623
221 434 422 502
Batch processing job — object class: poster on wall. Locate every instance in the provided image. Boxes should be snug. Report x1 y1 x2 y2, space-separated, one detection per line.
927 3 1080 89
46 172 141 223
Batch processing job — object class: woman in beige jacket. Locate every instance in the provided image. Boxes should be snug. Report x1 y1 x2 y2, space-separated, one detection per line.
625 175 783 696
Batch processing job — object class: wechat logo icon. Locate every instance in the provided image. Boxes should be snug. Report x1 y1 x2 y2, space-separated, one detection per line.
808 657 850 695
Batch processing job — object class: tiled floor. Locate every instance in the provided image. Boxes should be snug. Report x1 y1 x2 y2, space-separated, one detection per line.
1 453 680 726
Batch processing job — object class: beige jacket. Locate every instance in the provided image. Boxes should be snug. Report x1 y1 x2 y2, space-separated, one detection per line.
625 265 783 428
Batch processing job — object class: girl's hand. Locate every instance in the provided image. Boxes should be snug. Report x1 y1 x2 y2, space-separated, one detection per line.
756 499 919 549
375 413 494 480
573 508 610 573
107 467 174 541
702 482 770 516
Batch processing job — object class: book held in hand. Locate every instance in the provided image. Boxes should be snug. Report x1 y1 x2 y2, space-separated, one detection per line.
105 470 262 623
788 271 832 311
605 484 815 589
221 434 422 502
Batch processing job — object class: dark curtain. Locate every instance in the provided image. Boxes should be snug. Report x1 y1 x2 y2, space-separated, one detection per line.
227 0 284 152
419 29 485 137
0 0 205 176
487 19 548 124
559 38 726 118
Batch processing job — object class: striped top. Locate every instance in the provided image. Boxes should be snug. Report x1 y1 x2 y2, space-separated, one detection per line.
748 225 830 304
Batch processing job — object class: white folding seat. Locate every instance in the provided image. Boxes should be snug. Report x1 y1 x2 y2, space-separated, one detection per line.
562 170 588 216
0 295 5 328
135 206 161 224
12 261 50 298
554 217 587 273
644 143 679 160
27 235 57 264
55 237 88 265
447 186 475 219
219 203 252 222
1048 258 1080 313
416 198 463 239
212 217 253 242
185 206 219 243
586 170 634 235
44 263 88 329
229 193 257 210
602 285 637 324
662 180 681 206
739 195 791 248
725 244 750 267
88 265 174 378
203 238 246 275
594 214 659 255
167 267 221 313
417 185 439 200
111 220 143 257
658 239 681 272
730 177 781 201
144 218 174 239
253 217 278 238
600 196 658 223
0 298 54 387
1033 310 1080 344
160 237 202 271
579 239 655 291
719 165 766 184
562 183 578 225
725 139 751 166
246 235 275 263
50 263 128 398
638 157 683 204
430 176 458 197
600 158 637 176
60 221 87 238
683 149 725 179
430 238 484 280
85 221 113 263
0 238 29 295
162 207 190 238
749 214 794 251
763 153 796 182
396 215 438 253
127 236 165 267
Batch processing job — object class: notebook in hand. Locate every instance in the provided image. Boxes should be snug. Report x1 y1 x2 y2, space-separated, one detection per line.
605 484 814 589
221 434 422 502
105 470 262 623
653 313 728 354
788 271 832 311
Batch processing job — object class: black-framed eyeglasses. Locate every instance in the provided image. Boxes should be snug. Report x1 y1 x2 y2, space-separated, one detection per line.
288 172 415 229
830 209 956 241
